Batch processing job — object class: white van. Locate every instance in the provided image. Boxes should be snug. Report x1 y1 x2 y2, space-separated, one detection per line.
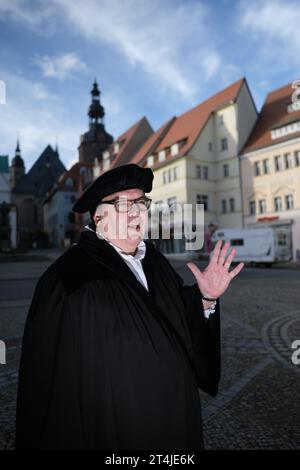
211 227 292 267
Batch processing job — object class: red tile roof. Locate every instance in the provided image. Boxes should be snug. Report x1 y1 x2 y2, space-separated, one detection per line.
43 162 94 205
242 82 300 154
57 162 94 192
104 116 153 169
130 78 245 169
130 117 176 165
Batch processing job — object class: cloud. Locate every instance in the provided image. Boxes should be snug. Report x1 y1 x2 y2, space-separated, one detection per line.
52 0 209 100
0 68 139 170
34 52 88 80
0 0 55 35
1 0 236 101
0 71 82 169
238 0 300 70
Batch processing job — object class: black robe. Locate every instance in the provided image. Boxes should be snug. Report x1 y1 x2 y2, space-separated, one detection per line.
15 229 220 450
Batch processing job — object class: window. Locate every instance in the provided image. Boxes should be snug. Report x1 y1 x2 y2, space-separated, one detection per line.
223 163 229 177
158 150 166 162
274 196 282 212
231 239 244 246
203 166 208 180
229 198 235 212
219 114 224 125
274 155 282 171
221 199 227 214
263 159 270 174
294 150 300 167
221 138 228 151
284 152 293 169
271 121 300 139
196 165 201 179
65 178 73 188
154 200 163 213
258 199 266 214
163 168 177 184
114 142 120 154
147 155 154 167
278 232 287 246
171 143 179 156
208 142 213 152
285 194 294 210
167 196 177 211
197 194 208 211
249 200 256 216
254 162 261 176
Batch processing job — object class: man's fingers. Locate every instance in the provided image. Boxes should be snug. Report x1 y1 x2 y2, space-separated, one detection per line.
218 241 230 265
224 248 236 270
229 262 244 279
210 239 222 263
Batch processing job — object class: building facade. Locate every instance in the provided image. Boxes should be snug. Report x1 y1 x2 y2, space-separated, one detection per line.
131 78 258 253
43 163 93 247
241 83 300 261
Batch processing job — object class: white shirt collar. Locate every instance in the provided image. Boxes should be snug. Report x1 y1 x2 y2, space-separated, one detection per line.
84 225 146 261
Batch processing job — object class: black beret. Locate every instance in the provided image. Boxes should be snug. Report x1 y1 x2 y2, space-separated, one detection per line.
72 163 154 214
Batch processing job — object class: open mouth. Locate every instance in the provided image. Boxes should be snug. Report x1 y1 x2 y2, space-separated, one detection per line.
128 224 141 232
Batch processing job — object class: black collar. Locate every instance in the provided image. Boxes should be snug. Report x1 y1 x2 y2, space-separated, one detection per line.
77 229 157 300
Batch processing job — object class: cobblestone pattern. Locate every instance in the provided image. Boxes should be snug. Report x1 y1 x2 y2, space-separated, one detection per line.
0 263 300 450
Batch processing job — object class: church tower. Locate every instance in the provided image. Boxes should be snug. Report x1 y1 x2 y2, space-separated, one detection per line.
78 80 113 164
10 138 25 189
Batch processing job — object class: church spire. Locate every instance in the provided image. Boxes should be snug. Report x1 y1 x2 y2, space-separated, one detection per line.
78 80 113 164
16 137 21 156
88 79 105 125
11 136 25 189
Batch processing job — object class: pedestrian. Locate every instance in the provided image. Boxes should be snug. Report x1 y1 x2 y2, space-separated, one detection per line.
15 163 244 450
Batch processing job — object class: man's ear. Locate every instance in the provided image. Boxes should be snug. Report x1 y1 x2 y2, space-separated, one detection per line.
93 214 101 223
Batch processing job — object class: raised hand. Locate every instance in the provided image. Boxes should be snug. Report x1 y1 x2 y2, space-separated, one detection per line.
187 240 244 299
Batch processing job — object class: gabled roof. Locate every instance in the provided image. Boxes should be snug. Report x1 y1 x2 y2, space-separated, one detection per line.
130 117 177 165
242 82 300 154
43 162 93 205
104 116 153 169
131 78 245 169
13 145 66 196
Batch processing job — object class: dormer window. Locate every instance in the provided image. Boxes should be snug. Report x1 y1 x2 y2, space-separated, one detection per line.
65 178 73 188
171 143 179 156
158 150 166 162
287 101 300 113
271 120 300 139
147 155 154 167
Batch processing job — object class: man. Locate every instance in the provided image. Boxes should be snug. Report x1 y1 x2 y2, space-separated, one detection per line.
16 164 244 450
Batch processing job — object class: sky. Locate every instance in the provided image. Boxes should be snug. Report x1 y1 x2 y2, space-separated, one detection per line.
0 0 299 171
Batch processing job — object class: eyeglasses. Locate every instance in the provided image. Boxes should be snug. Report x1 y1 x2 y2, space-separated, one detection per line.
98 197 152 213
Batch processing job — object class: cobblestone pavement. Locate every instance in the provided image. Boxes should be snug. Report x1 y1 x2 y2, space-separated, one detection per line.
0 256 300 450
